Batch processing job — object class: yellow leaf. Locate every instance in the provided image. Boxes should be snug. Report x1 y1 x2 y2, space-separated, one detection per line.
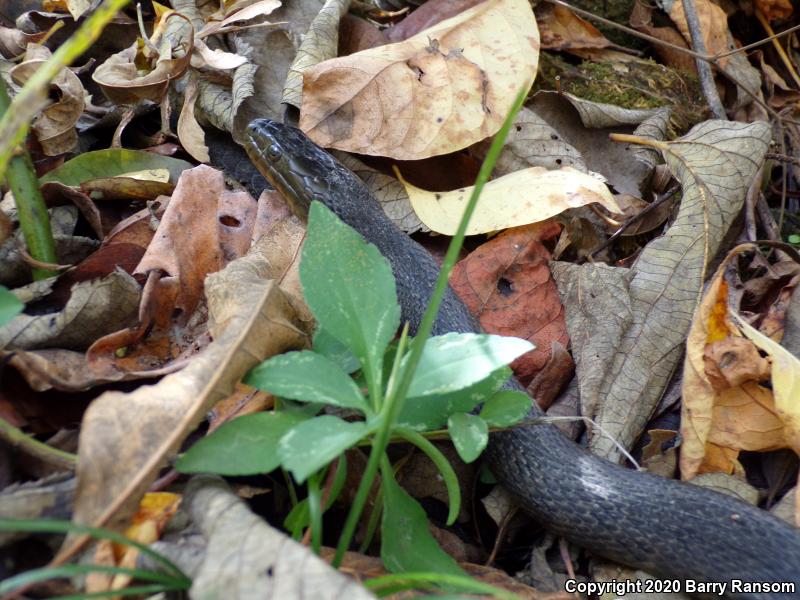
731 311 800 454
398 165 619 235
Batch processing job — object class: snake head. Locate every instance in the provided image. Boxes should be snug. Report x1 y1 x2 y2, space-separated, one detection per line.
245 119 337 219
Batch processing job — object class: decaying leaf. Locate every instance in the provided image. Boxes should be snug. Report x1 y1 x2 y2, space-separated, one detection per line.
554 121 770 462
64 243 310 554
158 475 374 600
283 0 351 109
451 222 568 384
10 43 85 155
400 164 619 235
299 0 540 159
536 3 610 51
93 36 192 105
0 272 140 351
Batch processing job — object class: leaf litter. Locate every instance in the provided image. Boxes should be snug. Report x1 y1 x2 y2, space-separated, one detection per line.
0 0 799 596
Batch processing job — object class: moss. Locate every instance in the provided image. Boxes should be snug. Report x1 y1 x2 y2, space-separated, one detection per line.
534 52 707 132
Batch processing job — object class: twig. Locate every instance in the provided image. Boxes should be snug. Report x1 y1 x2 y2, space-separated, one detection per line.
681 0 726 118
755 9 800 88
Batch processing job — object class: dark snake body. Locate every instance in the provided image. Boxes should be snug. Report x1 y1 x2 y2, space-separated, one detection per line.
241 119 800 598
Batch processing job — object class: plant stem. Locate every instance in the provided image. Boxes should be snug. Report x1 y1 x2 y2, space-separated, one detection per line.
391 85 531 418
0 0 131 183
331 324 411 567
0 80 57 280
0 416 76 470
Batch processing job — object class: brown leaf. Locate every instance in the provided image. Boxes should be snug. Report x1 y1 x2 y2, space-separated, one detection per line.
300 0 539 160
63 257 310 556
536 4 610 51
681 246 797 479
385 0 485 42
703 337 771 391
134 165 255 317
338 14 388 55
451 222 568 385
667 0 729 62
0 272 140 351
93 41 191 105
629 0 696 74
10 43 85 156
755 0 793 21
526 340 574 410
177 76 210 163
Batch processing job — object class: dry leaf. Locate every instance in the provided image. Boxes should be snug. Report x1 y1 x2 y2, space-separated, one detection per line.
733 311 800 455
177 77 211 163
681 245 799 480
283 0 351 109
299 0 540 160
450 222 568 385
0 272 140 351
666 0 729 60
400 165 619 235
10 43 85 156
755 0 793 21
536 4 610 51
385 0 485 42
64 255 310 556
93 39 191 105
198 0 282 37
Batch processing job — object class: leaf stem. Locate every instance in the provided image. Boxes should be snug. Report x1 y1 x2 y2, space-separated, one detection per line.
394 427 460 525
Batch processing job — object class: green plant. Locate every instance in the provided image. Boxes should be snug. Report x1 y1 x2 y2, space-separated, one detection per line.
0 519 191 598
178 87 532 589
0 286 23 326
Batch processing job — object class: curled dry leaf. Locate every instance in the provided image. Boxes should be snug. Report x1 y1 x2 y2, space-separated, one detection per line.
10 43 85 156
198 0 282 37
536 3 610 51
582 121 769 462
65 249 310 552
178 77 211 162
681 245 798 480
399 165 620 235
0 272 140 351
93 41 192 105
300 0 540 160
283 0 351 109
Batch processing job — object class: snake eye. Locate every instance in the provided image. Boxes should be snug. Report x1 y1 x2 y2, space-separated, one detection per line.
266 143 281 161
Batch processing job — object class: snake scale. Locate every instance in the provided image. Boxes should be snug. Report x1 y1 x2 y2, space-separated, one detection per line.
233 118 800 599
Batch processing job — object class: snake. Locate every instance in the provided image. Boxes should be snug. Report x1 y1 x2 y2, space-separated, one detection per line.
238 118 800 599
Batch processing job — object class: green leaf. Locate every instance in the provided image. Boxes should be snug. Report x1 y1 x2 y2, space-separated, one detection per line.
245 351 369 413
301 202 400 394
40 149 192 186
278 415 366 483
313 327 361 374
397 367 510 430
0 286 23 326
380 466 463 575
408 333 532 398
447 413 488 463
175 411 306 475
789 234 800 245
479 390 532 427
